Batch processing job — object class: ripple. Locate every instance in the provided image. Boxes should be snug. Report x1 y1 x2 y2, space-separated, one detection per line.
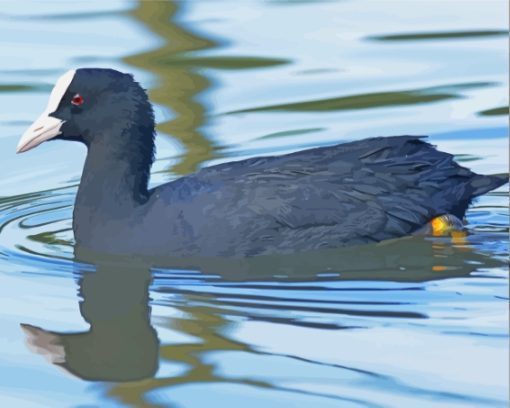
0 186 76 273
2 184 505 407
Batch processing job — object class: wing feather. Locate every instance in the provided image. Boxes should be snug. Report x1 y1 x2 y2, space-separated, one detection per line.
168 135 495 254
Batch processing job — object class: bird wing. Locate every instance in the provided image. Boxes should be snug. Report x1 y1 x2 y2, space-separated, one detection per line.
161 135 502 255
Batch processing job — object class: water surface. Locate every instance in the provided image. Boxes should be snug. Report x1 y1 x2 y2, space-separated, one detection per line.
0 1 508 407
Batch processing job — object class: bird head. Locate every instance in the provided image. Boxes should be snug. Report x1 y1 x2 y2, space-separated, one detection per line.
17 68 154 153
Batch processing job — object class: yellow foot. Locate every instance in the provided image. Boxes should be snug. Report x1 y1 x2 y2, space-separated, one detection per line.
430 214 465 237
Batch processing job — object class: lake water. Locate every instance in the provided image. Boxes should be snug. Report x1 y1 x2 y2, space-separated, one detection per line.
0 1 508 407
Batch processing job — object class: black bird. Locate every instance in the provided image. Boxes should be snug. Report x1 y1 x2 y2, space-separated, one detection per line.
17 68 507 257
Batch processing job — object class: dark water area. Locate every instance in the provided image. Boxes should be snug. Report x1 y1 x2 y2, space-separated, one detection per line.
0 1 508 407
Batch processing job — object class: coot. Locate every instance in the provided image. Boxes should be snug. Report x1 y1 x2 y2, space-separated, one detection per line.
17 68 507 257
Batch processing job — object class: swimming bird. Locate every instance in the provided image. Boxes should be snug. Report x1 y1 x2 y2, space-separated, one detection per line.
16 68 507 257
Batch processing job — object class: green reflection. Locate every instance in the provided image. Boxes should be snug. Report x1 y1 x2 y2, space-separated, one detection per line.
28 229 72 246
124 0 216 175
124 0 290 174
155 55 289 70
258 127 324 140
478 106 509 116
107 302 258 408
0 83 52 93
454 154 483 163
18 10 121 21
369 30 509 41
227 82 494 114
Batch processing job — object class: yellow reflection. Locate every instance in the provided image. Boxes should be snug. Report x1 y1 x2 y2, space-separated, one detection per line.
107 302 256 407
125 0 217 175
451 230 468 246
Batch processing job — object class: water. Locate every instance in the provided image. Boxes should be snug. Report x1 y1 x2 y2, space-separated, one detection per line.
0 1 508 407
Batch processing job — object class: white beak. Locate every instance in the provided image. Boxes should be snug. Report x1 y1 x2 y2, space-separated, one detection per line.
16 114 64 153
16 69 76 154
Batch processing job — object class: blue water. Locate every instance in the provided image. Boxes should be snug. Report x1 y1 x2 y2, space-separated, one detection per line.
0 1 508 407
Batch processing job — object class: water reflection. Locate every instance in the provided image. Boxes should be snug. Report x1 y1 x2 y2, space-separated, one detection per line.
74 235 503 283
22 259 158 382
0 0 506 405
227 82 495 114
368 29 509 42
0 83 52 93
125 0 216 175
125 0 288 175
478 106 509 116
20 235 502 387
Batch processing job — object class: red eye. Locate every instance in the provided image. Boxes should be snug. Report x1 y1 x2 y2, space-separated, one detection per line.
71 94 84 106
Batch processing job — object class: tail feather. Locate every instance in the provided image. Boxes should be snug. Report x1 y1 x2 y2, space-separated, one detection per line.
469 173 508 198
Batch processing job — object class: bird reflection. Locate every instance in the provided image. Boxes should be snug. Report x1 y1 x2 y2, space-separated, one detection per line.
20 235 503 397
21 259 159 382
95 235 503 283
106 237 505 405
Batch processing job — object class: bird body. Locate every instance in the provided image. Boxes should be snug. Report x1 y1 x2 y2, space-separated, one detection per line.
17 69 507 258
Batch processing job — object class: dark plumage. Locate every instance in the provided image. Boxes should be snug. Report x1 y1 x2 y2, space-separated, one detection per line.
18 68 508 258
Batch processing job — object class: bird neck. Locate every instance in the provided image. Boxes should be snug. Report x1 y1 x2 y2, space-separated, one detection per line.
75 127 155 224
